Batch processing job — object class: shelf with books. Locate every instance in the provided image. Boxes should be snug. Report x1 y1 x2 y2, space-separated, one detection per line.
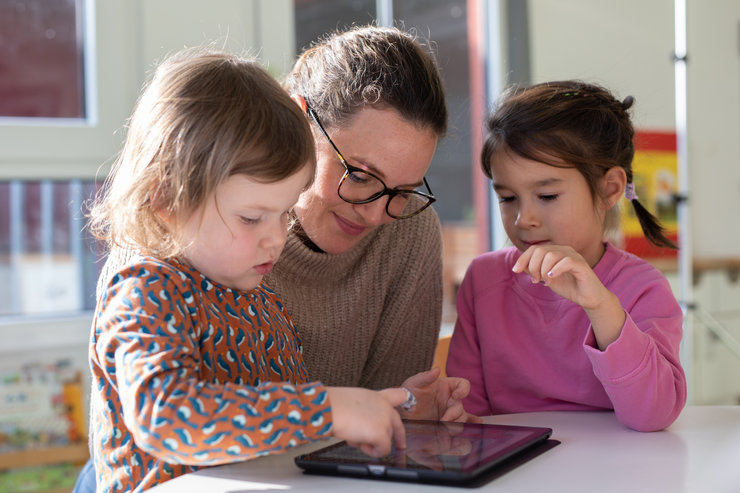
0 359 88 492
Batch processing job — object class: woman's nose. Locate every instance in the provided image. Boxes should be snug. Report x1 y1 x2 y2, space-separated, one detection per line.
357 197 393 225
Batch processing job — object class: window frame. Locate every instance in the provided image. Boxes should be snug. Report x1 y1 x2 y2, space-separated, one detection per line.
0 1 134 181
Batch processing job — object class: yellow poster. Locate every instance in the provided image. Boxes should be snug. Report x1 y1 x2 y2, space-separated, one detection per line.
621 131 678 259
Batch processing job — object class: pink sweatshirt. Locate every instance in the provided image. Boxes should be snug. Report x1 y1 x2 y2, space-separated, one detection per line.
446 243 686 432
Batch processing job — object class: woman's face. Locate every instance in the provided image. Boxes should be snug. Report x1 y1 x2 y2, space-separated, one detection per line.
294 106 438 254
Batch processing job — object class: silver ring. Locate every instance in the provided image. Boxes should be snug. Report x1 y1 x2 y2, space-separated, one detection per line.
400 387 417 412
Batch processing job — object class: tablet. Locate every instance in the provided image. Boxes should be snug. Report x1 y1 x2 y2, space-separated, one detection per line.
294 419 554 485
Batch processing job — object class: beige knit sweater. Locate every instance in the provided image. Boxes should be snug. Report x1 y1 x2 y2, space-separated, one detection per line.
265 207 443 390
96 208 443 390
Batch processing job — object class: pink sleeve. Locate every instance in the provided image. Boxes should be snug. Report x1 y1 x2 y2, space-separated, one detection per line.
583 282 687 431
446 265 492 416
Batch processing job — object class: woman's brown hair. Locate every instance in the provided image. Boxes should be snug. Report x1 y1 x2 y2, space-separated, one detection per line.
284 25 447 136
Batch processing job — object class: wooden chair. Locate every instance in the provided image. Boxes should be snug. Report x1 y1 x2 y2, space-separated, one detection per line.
432 334 452 378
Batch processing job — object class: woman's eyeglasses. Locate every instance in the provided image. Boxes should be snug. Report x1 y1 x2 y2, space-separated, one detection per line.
306 106 436 220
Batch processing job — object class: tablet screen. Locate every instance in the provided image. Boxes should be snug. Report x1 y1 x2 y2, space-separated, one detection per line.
295 419 553 483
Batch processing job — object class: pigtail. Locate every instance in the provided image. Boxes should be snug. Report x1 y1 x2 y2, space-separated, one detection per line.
626 186 678 249
620 94 676 250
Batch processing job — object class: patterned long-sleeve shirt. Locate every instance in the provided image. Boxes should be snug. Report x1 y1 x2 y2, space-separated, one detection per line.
89 256 332 493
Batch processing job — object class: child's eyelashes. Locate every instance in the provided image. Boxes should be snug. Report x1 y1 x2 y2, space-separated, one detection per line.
239 211 291 225
239 216 261 225
496 194 559 204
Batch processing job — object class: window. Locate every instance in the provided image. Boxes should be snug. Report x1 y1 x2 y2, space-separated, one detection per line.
294 0 376 51
0 180 103 316
0 0 86 119
0 1 103 318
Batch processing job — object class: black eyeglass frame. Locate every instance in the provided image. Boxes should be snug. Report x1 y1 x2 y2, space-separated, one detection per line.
306 106 436 220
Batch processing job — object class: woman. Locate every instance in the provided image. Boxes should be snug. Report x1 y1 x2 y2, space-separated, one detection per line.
97 26 449 391
266 25 447 390
76 26 466 491
76 25 468 493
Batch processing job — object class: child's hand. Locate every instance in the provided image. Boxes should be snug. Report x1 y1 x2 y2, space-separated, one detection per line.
513 244 607 309
326 387 407 457
513 244 626 350
400 368 482 423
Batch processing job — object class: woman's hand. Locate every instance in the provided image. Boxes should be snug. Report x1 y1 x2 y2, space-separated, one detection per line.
400 368 482 423
326 387 407 457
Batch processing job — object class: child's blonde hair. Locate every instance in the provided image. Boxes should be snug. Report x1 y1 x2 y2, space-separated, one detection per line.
89 47 315 258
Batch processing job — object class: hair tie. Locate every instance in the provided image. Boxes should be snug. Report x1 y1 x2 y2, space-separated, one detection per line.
625 182 638 201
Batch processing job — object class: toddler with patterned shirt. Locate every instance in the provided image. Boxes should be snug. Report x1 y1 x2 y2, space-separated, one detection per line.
86 47 419 493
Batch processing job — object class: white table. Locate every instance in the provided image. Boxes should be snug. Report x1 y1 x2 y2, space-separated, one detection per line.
146 406 740 493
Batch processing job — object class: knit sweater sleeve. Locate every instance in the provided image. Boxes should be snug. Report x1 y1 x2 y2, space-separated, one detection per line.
582 257 687 431
91 259 332 477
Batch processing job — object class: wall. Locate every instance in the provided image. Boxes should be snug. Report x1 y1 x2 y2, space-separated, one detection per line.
529 0 676 129
527 0 740 259
686 0 740 260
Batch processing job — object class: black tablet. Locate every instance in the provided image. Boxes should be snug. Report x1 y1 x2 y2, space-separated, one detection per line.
294 419 554 485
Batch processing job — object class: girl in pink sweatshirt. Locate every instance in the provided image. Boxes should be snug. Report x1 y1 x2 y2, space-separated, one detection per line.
447 80 686 431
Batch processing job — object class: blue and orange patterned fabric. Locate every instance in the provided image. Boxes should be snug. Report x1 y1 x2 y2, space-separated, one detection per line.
89 256 332 493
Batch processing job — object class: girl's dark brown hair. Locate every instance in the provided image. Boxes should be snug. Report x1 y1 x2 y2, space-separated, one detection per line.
481 80 676 249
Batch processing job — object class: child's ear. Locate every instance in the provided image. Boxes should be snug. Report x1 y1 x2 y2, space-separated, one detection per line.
149 184 175 225
602 167 627 209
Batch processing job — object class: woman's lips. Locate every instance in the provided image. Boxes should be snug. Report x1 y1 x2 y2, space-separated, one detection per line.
333 213 366 236
253 261 274 275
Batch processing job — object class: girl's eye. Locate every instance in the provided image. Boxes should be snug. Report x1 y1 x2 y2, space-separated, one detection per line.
498 195 515 203
539 194 558 201
239 216 260 225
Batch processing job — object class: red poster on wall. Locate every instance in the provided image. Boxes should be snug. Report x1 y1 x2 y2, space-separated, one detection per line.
620 131 678 259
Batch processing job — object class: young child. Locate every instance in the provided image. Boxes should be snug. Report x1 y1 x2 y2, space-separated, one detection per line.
86 47 415 493
446 80 687 432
